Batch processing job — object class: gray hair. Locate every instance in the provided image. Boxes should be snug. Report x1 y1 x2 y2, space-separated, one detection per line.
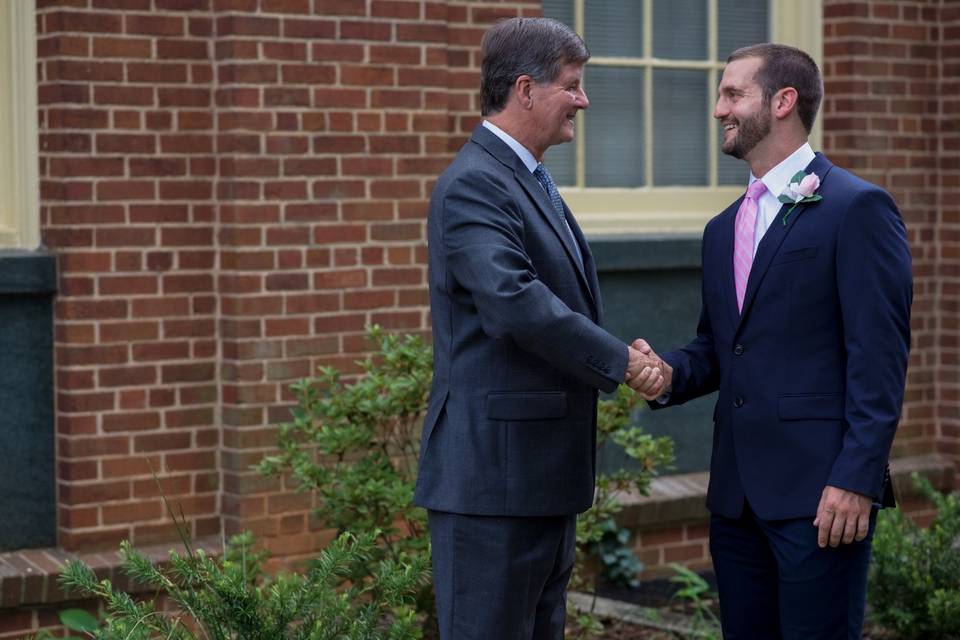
480 17 590 116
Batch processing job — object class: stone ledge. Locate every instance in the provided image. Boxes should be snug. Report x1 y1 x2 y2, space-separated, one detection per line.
616 453 957 530
0 536 222 610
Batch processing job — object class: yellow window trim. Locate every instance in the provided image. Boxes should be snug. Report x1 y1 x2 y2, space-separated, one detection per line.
0 1 41 249
562 0 823 236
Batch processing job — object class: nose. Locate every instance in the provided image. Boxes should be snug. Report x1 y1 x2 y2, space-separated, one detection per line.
577 87 589 109
713 95 727 120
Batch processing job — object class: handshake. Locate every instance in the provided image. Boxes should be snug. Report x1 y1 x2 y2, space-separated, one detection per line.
625 339 672 401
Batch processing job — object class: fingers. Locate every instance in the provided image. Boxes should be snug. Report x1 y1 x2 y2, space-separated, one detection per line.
630 366 665 400
854 511 870 542
631 338 652 354
813 486 873 548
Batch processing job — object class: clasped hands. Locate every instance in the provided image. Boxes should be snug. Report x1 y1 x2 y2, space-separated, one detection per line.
625 339 672 400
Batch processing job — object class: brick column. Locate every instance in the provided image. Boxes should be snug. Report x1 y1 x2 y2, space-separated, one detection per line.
38 0 220 551
822 0 955 465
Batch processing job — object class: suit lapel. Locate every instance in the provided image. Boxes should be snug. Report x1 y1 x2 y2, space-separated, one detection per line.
736 153 834 329
471 125 596 307
719 198 744 331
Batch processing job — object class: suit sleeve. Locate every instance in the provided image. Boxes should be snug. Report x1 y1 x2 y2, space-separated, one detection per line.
651 232 722 408
828 188 912 500
441 170 627 392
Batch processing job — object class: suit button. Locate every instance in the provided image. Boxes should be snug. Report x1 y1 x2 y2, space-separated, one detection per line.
733 344 744 356
734 397 744 408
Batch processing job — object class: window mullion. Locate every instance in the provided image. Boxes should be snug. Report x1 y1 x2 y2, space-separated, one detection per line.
642 0 653 188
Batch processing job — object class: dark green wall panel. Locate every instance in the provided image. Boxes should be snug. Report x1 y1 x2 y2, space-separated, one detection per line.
0 250 57 550
592 235 716 474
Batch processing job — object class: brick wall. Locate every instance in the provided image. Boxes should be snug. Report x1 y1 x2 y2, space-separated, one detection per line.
821 0 958 465
35 0 541 564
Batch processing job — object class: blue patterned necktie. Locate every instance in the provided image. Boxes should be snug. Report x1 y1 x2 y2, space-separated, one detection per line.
533 164 583 267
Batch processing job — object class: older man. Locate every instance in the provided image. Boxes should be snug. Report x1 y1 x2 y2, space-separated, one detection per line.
413 17 664 640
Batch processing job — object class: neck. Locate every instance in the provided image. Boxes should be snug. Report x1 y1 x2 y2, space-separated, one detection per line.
745 131 808 178
487 113 543 161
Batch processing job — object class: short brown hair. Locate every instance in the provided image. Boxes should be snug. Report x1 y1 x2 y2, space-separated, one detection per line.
480 17 590 116
728 43 823 134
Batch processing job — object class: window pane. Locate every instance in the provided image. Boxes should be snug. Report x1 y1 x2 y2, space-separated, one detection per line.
585 0 643 58
653 69 707 186
652 0 707 60
585 66 645 187
717 126 747 185
543 136 576 186
718 0 769 60
541 0 574 30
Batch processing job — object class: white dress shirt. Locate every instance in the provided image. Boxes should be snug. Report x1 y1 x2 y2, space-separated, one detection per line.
482 120 538 172
749 142 816 252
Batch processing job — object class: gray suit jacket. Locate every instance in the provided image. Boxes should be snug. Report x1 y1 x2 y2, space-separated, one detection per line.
413 124 628 517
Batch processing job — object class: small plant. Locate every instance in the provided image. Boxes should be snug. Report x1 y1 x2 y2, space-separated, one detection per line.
592 518 643 589
258 326 435 623
669 563 721 639
569 384 675 638
868 472 960 639
35 530 429 640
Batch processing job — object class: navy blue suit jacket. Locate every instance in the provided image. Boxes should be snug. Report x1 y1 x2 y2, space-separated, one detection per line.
413 125 628 517
657 153 912 520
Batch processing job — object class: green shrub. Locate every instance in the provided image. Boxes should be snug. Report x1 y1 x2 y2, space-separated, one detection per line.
257 326 435 624
868 472 960 639
35 530 429 640
259 327 674 638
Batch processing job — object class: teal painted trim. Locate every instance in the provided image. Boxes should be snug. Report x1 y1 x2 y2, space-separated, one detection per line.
589 234 702 271
0 249 58 295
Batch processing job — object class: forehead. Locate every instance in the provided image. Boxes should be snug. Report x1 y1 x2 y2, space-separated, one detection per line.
719 56 762 90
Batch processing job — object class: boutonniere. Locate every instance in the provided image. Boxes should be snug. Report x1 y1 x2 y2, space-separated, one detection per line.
778 171 823 225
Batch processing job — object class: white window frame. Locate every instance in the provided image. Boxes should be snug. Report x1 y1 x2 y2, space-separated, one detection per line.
556 0 822 235
0 1 41 249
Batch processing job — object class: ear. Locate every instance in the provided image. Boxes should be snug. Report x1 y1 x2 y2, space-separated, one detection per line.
514 74 535 109
772 87 799 121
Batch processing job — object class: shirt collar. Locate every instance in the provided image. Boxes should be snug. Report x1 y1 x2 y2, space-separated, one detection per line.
482 120 539 173
751 142 816 198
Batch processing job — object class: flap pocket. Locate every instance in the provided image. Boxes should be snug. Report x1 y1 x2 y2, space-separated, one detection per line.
487 391 567 421
778 393 844 421
772 247 818 265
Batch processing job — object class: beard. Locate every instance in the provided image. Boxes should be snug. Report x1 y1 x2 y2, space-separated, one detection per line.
722 106 771 159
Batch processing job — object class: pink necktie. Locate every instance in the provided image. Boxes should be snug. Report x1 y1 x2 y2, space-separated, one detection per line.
733 180 767 313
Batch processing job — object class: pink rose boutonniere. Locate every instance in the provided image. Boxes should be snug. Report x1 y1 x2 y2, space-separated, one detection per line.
778 171 823 225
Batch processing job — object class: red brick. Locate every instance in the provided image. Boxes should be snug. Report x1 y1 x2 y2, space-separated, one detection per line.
49 10 123 33
126 13 185 36
283 17 336 39
314 0 366 15
92 36 152 58
217 15 280 37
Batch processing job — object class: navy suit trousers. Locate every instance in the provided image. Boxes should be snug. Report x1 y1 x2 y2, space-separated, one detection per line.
427 511 577 640
709 501 876 640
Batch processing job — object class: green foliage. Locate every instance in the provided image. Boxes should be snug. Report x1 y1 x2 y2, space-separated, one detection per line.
669 563 721 639
259 328 673 638
258 326 434 622
868 473 960 639
569 384 675 638
592 519 642 589
36 530 429 640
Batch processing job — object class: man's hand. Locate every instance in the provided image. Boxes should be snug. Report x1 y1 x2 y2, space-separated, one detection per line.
813 485 873 548
627 339 673 397
625 340 669 400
